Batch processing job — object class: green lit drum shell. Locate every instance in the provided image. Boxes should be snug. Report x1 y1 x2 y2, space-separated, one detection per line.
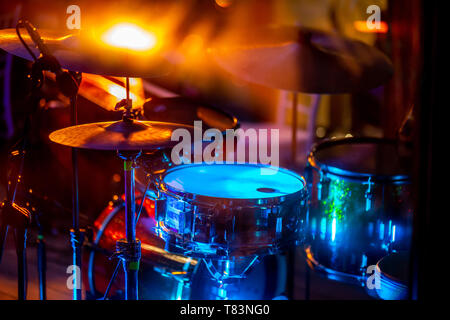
305 141 413 284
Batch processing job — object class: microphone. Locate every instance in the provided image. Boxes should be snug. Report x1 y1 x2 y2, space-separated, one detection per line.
21 20 61 74
22 20 52 57
20 20 79 97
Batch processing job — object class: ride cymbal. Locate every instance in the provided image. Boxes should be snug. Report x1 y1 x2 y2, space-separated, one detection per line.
210 26 393 93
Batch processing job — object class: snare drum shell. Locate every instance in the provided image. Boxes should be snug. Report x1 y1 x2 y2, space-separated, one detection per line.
156 164 308 258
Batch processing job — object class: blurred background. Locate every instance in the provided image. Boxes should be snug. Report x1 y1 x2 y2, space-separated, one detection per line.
0 0 426 300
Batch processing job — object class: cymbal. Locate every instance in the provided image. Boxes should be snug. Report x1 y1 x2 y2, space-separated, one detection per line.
49 120 193 150
210 26 393 93
0 28 172 77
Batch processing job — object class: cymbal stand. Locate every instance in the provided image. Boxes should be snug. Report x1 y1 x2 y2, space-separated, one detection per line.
116 150 141 300
114 77 142 300
68 75 84 300
94 78 146 301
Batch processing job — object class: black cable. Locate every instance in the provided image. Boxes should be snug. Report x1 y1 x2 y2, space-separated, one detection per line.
15 21 37 61
136 176 152 223
101 260 121 300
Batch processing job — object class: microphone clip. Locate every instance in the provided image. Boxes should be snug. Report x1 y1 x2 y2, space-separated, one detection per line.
31 55 80 97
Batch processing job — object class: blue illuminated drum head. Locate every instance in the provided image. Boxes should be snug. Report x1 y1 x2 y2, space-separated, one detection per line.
163 163 305 199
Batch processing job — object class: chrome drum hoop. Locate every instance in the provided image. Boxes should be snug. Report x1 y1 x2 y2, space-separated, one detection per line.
154 163 308 259
307 137 411 183
156 164 308 210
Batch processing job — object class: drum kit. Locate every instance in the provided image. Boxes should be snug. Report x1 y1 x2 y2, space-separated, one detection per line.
0 19 412 300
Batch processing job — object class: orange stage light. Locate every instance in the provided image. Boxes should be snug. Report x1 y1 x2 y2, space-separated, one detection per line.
215 0 233 8
80 74 145 110
102 23 157 51
354 20 389 33
107 83 138 101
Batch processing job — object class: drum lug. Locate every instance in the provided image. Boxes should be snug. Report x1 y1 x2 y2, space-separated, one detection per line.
364 177 374 212
318 172 330 201
164 233 182 254
317 176 322 200
358 253 369 286
304 164 314 189
146 190 167 222
305 164 324 200
154 198 167 222
145 177 167 222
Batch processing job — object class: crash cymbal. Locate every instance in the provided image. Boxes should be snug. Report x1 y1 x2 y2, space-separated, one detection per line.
210 26 393 93
0 28 172 77
49 120 193 150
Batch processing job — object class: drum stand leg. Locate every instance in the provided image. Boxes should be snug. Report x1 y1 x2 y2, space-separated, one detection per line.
305 257 310 300
0 155 30 300
117 151 142 300
35 215 46 300
286 247 296 300
69 92 85 301
14 226 27 300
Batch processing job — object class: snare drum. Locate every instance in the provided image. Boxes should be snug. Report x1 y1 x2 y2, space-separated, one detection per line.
154 163 308 259
304 137 413 285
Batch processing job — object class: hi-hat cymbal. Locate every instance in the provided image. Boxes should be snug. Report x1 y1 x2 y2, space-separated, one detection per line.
210 26 393 93
0 28 172 77
49 120 193 150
